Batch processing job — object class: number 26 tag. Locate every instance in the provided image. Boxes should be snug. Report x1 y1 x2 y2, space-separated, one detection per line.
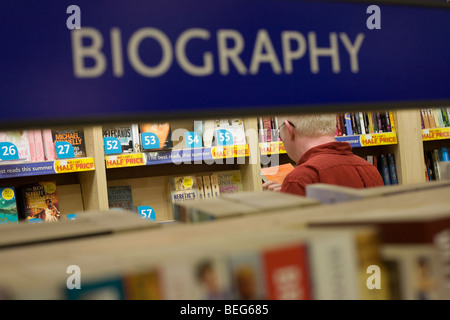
0 142 19 160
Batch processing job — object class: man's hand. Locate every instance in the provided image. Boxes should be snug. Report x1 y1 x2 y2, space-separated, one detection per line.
262 180 282 192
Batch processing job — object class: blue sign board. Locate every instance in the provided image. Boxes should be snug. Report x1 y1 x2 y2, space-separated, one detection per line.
0 1 449 127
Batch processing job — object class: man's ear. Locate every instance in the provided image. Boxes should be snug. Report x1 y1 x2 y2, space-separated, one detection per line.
285 120 295 140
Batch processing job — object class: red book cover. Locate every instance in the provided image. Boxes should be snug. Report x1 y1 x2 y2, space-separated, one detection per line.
261 242 312 300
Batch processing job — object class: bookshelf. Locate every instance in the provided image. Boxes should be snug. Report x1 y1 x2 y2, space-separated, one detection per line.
0 110 436 223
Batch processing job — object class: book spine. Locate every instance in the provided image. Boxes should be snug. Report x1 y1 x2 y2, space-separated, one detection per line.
376 112 383 133
432 149 441 181
131 124 141 153
388 111 396 132
441 108 450 127
33 130 45 161
27 130 37 162
384 111 391 132
262 117 272 142
203 175 212 199
344 113 353 136
387 153 398 185
196 177 205 200
428 109 437 128
258 118 266 143
42 129 56 160
210 174 220 198
358 112 366 135
379 154 391 185
352 113 361 135
336 114 343 136
367 112 374 134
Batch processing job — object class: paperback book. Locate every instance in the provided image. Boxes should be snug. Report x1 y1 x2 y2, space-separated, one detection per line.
107 185 134 211
20 181 61 223
52 128 86 157
0 187 19 224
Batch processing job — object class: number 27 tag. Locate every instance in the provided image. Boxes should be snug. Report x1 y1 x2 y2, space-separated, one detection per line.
55 141 75 159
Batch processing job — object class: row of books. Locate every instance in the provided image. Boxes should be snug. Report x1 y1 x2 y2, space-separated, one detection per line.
0 181 62 224
360 153 399 185
258 117 280 143
424 147 450 181
0 129 85 162
420 107 450 129
104 119 247 154
106 170 244 220
68 225 386 300
336 111 395 137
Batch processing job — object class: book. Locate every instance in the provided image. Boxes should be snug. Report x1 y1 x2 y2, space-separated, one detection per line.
203 120 215 147
335 114 343 136
261 117 272 142
202 175 213 199
102 125 134 153
42 129 56 161
216 170 244 194
20 181 61 223
196 177 205 200
260 163 295 185
33 130 45 161
107 185 134 211
169 176 199 205
0 187 19 224
261 241 312 300
0 130 32 161
387 153 399 185
379 154 391 185
210 174 220 198
28 129 36 162
52 128 86 157
344 113 353 136
389 111 396 132
140 122 173 150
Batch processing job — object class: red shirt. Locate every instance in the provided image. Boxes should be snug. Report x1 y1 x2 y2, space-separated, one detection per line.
281 141 384 196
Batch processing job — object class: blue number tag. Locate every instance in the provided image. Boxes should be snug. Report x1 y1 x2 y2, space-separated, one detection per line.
0 142 19 160
104 137 122 155
185 132 202 148
55 141 75 159
216 129 233 146
138 205 156 221
141 132 160 150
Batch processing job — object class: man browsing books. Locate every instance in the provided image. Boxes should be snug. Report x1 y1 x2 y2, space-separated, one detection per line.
262 113 384 196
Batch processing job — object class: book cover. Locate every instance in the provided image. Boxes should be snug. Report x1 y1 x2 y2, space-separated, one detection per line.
427 109 437 128
216 170 244 194
387 153 399 185
228 250 266 300
379 154 391 185
102 125 134 153
131 124 141 153
432 149 441 181
140 122 173 150
344 113 353 136
123 269 162 300
260 163 295 185
363 112 370 134
107 185 133 211
52 128 86 157
203 120 215 147
169 176 199 203
376 112 383 133
0 130 31 161
20 181 60 223
229 119 246 145
440 147 449 162
352 112 361 135
261 242 312 300
193 255 232 300
0 187 19 224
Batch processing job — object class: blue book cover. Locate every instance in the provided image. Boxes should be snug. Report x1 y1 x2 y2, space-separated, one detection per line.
0 187 18 224
344 113 353 136
387 153 398 185
441 147 450 162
